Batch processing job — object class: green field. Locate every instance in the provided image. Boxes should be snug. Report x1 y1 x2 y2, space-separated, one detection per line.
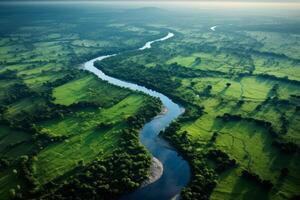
96 9 300 200
0 3 300 200
0 5 163 199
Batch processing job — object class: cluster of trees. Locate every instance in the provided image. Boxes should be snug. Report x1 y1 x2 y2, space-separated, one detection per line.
18 155 38 193
268 84 279 98
210 132 218 143
0 157 10 170
256 73 300 86
0 101 72 133
96 122 115 130
47 147 151 200
181 164 217 200
193 57 201 66
1 155 38 199
13 93 162 199
217 113 278 138
272 140 299 154
290 94 300 100
126 97 161 128
161 122 218 200
217 113 298 154
167 62 226 78
206 149 237 173
95 56 223 107
201 85 212 97
241 170 273 190
33 96 162 199
2 82 35 105
43 73 76 88
279 113 289 134
179 104 204 122
0 69 18 79
95 60 180 94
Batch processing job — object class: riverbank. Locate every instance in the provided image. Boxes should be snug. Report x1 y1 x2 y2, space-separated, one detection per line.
141 157 163 187
85 32 191 200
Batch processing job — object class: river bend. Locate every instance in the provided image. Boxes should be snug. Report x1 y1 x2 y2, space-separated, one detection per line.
83 32 191 200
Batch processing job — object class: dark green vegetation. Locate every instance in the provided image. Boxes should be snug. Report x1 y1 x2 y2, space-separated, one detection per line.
0 4 163 199
1 3 300 200
96 9 300 200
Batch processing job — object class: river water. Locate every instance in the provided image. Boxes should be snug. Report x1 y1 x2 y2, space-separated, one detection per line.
83 32 191 200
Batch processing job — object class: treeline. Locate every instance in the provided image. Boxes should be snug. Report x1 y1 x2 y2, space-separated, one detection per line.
95 57 224 109
95 59 181 95
179 104 204 123
1 82 35 105
255 73 300 86
0 71 105 133
205 149 237 173
126 97 162 129
272 140 299 154
241 170 273 190
44 144 151 200
217 113 299 155
43 73 77 88
217 113 278 138
161 122 217 200
14 95 162 200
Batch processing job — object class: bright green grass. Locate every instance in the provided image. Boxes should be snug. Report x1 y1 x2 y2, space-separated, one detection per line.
39 94 144 137
179 75 300 199
17 63 58 76
33 94 145 185
166 52 251 74
183 115 300 200
23 72 65 89
245 31 300 60
211 168 269 200
252 54 300 81
0 64 30 73
52 74 130 107
214 120 300 200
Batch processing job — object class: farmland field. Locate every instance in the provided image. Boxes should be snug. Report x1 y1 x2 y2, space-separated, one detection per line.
0 1 300 200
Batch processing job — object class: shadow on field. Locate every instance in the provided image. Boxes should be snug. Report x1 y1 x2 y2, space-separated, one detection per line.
229 176 269 200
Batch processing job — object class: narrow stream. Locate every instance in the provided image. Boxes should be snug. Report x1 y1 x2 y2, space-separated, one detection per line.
83 33 191 200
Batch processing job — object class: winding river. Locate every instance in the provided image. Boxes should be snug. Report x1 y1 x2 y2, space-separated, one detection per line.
84 33 191 200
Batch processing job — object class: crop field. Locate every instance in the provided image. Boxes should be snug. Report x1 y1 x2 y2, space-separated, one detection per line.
34 94 145 185
52 74 131 107
0 5 164 199
98 10 300 200
0 3 300 200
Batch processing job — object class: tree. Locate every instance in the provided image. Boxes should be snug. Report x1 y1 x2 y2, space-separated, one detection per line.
280 168 289 178
194 57 201 65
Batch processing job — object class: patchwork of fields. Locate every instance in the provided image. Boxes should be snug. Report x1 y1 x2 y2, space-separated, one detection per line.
0 5 163 199
0 3 299 200
98 15 300 200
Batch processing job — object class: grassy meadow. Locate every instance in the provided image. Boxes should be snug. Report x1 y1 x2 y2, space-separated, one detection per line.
0 4 163 199
97 8 300 200
0 2 299 200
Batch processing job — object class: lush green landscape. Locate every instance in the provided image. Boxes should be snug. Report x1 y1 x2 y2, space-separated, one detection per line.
97 8 300 200
0 2 300 200
0 4 163 199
